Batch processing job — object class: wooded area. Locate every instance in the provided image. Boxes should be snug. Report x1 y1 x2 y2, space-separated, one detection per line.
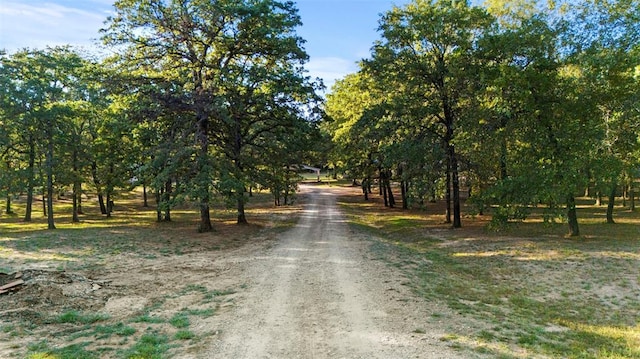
1 0 639 235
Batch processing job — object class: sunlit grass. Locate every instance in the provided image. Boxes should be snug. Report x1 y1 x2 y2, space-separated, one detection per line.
0 188 302 273
337 186 640 358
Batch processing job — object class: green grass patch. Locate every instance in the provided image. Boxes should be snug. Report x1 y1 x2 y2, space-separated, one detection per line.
121 332 171 359
49 310 109 325
27 341 98 359
131 314 165 324
169 313 189 329
174 330 196 340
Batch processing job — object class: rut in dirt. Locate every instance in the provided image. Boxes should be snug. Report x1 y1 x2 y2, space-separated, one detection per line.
208 186 463 359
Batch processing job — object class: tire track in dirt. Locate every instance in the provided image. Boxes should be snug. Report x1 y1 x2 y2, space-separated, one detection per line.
206 185 465 358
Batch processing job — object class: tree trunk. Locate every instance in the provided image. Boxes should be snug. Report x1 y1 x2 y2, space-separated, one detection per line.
97 194 106 215
607 180 616 224
106 192 112 218
72 150 80 223
46 130 55 230
143 183 149 207
567 195 579 236
155 188 163 222
42 189 47 216
630 186 635 211
24 142 35 222
237 190 247 225
362 178 369 200
77 183 83 214
451 144 462 228
5 195 12 215
92 161 107 214
401 180 408 210
385 171 395 208
196 116 212 232
164 179 172 222
382 172 389 207
595 191 602 206
445 160 452 224
72 182 80 222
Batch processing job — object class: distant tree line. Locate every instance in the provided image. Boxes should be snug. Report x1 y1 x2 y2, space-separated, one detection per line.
323 0 640 236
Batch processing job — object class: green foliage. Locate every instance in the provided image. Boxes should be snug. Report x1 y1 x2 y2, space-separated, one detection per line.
101 0 322 227
174 330 196 340
27 341 97 359
168 314 189 329
50 310 109 325
121 333 170 359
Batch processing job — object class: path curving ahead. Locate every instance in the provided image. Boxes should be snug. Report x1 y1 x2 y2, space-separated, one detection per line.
206 185 465 358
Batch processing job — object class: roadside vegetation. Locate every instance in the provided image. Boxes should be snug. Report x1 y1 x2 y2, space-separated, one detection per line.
0 190 301 359
338 188 640 359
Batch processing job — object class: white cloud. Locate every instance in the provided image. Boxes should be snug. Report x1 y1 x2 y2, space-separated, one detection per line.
306 57 359 93
0 1 109 53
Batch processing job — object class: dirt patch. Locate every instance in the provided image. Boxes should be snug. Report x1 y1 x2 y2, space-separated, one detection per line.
1 270 110 316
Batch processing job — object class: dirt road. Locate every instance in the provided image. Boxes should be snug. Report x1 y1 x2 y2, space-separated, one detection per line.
207 185 464 358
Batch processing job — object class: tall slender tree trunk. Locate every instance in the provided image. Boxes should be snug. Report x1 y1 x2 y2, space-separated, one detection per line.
5 161 13 214
196 112 212 232
24 142 35 221
98 194 106 214
92 161 107 214
382 171 389 207
42 188 47 216
567 195 579 236
450 145 462 228
143 183 149 207
155 188 163 222
401 180 408 210
237 190 247 224
72 182 80 222
46 127 55 230
442 88 461 228
445 159 452 224
72 150 80 222
5 195 11 215
77 183 83 214
607 180 617 224
362 178 369 201
385 171 395 208
164 179 172 222
630 186 635 211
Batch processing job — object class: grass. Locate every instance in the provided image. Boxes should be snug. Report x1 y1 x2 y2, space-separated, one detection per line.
338 188 640 359
50 310 110 325
27 341 98 359
120 332 171 359
0 187 298 359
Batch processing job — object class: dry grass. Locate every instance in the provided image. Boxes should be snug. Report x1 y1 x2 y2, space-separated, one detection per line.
0 188 303 359
337 185 640 359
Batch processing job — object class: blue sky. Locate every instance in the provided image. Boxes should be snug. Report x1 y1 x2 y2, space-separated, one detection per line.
0 0 409 90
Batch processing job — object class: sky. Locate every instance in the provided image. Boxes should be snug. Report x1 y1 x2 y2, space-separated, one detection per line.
0 0 410 91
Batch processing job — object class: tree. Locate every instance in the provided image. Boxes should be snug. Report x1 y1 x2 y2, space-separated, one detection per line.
365 0 494 227
102 0 320 231
0 47 88 229
567 0 640 223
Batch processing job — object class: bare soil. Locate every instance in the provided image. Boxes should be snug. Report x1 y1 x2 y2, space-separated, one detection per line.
0 185 467 358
